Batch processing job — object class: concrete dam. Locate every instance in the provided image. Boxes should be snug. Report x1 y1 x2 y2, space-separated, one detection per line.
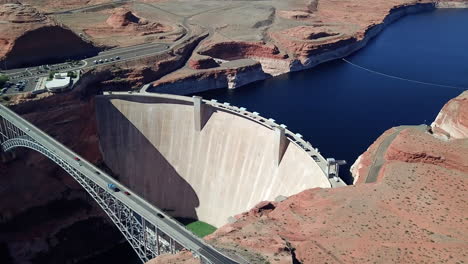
95 92 338 228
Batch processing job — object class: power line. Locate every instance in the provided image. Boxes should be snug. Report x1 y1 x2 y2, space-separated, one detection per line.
342 58 468 91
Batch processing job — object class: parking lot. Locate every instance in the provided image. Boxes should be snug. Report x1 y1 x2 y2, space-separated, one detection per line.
1 78 38 95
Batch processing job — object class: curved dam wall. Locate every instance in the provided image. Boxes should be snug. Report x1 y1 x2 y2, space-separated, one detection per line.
95 93 331 227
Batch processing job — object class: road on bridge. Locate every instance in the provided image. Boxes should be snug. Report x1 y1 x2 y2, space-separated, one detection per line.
0 104 241 264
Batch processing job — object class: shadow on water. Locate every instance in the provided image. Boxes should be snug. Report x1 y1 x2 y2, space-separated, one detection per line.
95 97 200 220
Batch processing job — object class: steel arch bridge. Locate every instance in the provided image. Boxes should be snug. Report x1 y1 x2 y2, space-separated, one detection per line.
0 104 239 264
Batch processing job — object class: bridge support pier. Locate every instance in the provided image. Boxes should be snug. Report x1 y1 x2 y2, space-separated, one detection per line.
274 126 288 166
193 96 204 132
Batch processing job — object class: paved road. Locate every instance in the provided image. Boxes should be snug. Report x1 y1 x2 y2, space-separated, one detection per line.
365 125 428 183
3 43 169 78
47 0 130 15
0 104 240 264
0 43 170 95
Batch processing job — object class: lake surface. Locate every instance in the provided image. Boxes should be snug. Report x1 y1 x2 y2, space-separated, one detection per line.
197 8 468 184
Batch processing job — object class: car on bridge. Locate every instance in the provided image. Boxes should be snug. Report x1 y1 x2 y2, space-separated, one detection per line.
124 191 131 196
74 156 82 166
108 183 120 192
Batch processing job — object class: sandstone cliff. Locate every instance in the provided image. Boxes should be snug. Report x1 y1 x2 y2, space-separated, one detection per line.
431 91 468 139
0 3 101 69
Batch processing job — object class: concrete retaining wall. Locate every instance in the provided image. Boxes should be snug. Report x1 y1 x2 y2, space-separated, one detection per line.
95 93 330 227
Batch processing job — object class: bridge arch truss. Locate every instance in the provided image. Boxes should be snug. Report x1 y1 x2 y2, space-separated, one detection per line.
0 105 232 264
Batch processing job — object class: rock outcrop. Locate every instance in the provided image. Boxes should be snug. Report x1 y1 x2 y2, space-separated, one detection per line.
198 41 286 61
150 60 268 93
188 55 219 70
106 8 141 28
0 3 101 69
99 8 172 36
148 92 468 264
431 91 468 139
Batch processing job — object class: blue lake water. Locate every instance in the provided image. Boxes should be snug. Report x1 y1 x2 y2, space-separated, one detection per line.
197 9 468 184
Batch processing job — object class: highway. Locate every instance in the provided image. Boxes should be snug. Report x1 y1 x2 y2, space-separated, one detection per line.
0 104 241 264
2 43 170 81
47 0 131 15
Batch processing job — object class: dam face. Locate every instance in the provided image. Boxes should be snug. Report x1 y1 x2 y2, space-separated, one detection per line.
95 93 330 227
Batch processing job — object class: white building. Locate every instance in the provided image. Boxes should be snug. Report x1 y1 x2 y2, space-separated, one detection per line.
45 73 71 92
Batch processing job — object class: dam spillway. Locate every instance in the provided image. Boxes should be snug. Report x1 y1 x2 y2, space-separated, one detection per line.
95 92 336 227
